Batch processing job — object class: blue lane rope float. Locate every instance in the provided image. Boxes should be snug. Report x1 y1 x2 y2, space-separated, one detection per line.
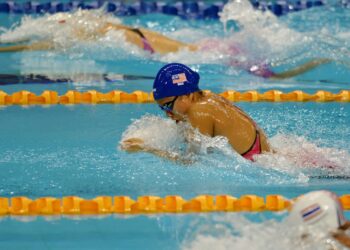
0 0 330 18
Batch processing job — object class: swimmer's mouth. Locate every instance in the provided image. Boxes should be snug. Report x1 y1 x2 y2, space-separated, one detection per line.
165 111 182 123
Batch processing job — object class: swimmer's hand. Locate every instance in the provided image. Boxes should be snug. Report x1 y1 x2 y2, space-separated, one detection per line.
120 138 145 152
120 138 193 165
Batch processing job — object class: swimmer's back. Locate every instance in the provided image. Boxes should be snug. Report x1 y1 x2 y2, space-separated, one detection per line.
188 92 270 154
103 23 197 54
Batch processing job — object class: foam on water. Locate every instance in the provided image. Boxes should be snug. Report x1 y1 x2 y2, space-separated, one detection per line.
0 8 121 45
159 0 305 67
220 0 302 55
15 29 145 86
119 115 350 182
0 2 349 82
171 1 349 77
121 115 185 153
255 133 350 177
0 8 146 82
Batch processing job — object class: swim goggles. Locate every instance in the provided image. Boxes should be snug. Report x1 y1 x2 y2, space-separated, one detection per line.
159 96 178 112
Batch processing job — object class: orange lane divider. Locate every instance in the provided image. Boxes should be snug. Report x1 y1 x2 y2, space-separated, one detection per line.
0 194 349 216
0 90 349 105
340 195 350 210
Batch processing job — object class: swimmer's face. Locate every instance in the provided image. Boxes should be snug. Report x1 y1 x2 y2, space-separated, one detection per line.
157 96 185 122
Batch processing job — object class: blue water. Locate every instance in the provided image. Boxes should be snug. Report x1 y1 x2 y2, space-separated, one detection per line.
0 103 350 198
0 2 350 249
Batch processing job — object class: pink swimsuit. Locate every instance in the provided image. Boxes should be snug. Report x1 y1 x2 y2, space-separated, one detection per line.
199 39 275 79
141 37 155 53
231 105 263 161
230 60 276 78
129 28 155 54
241 130 262 161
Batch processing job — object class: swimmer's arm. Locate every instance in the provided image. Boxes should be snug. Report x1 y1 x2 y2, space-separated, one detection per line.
142 147 193 164
183 108 215 154
187 107 214 138
184 128 201 154
120 138 192 164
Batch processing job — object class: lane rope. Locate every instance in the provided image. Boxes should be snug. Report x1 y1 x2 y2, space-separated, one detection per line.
0 90 349 105
0 0 332 18
0 194 349 216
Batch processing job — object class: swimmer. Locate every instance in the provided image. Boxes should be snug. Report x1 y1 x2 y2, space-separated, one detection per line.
121 63 271 162
288 190 350 249
0 10 196 54
0 10 332 79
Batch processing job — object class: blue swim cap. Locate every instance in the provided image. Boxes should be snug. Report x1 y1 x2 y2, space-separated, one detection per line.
153 63 200 100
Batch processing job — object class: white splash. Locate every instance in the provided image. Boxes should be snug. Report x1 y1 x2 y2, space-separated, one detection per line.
159 0 308 69
182 213 346 250
120 115 185 152
0 7 153 81
120 115 350 179
120 114 237 157
219 0 305 58
255 133 350 177
0 2 347 76
0 8 122 47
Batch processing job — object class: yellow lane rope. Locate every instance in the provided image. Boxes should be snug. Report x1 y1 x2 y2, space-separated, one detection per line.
0 194 349 215
0 90 349 105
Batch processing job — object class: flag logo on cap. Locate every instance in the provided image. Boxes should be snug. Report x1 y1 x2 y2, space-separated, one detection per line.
172 73 187 85
301 203 322 222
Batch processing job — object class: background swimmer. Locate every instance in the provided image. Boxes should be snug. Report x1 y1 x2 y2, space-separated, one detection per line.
0 10 196 54
121 63 271 162
0 9 333 79
288 190 350 249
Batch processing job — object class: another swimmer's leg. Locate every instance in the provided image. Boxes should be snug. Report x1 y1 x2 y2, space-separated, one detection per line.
270 58 332 79
0 41 54 52
187 44 198 52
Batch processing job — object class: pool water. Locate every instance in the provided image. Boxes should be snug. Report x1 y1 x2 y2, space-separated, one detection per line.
0 1 349 249
1 103 350 197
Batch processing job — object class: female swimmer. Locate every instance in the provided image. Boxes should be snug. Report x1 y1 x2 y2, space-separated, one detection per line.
0 10 331 79
121 63 270 162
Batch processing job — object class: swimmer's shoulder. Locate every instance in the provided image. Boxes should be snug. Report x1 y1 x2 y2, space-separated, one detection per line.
187 100 214 119
187 102 215 136
187 95 220 118
200 93 233 110
188 100 210 114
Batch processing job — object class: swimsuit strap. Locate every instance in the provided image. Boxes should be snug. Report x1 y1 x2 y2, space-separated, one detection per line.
129 28 155 54
130 28 146 39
